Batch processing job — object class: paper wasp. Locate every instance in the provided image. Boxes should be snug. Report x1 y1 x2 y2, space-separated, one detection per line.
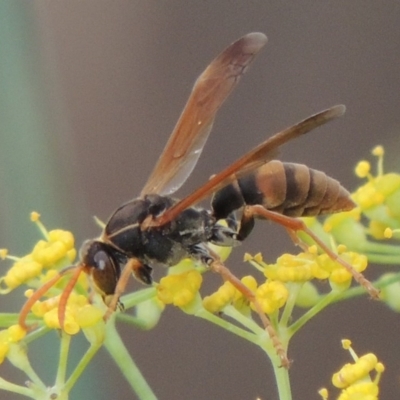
19 32 378 367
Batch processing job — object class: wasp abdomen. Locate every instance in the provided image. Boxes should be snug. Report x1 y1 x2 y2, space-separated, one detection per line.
212 160 355 219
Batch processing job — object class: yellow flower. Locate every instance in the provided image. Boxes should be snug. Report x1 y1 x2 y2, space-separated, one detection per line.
337 382 379 400
75 304 104 328
0 341 8 364
328 340 384 400
332 353 378 388
312 251 367 288
263 253 315 282
202 281 237 313
0 325 27 364
252 281 288 314
202 276 257 314
157 270 202 307
0 215 77 293
28 290 102 335
0 256 43 292
43 307 80 335
354 160 371 179
352 146 400 224
31 229 76 268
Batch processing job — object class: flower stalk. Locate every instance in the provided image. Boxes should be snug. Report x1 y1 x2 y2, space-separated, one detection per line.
0 145 397 398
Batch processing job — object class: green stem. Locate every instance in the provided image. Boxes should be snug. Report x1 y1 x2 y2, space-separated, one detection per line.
335 272 400 302
6 344 46 392
56 332 71 386
0 313 44 328
24 326 50 345
359 241 400 255
280 283 302 327
0 377 35 398
271 357 292 400
63 336 102 393
115 314 153 329
364 253 400 264
197 307 290 398
104 319 157 400
196 308 260 344
224 305 265 335
118 287 156 310
288 290 341 336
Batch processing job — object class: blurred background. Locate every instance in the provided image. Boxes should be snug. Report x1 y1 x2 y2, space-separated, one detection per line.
1 1 400 399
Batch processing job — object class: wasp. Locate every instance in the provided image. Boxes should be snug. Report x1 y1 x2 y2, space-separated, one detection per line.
19 33 377 367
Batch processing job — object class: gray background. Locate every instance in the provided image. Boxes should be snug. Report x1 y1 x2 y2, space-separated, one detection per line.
1 2 400 399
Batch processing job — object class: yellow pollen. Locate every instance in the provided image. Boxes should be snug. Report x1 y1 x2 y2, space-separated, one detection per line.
24 289 34 298
308 245 318 254
384 228 393 238
30 212 41 222
355 161 371 178
253 253 263 263
375 362 384 373
371 145 384 157
318 388 328 399
342 339 352 349
8 325 26 342
243 253 253 262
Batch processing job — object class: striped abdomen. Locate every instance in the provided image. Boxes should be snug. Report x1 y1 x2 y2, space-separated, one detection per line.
211 160 355 219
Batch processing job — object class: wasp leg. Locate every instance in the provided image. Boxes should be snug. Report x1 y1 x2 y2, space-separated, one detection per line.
189 244 289 367
103 257 144 321
58 265 85 330
243 205 380 299
18 265 78 331
204 246 290 368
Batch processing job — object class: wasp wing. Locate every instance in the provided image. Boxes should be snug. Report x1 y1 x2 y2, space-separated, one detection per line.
152 105 346 226
140 32 268 197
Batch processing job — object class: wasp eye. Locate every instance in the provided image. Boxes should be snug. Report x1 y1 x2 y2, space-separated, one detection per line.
82 241 121 296
94 251 109 271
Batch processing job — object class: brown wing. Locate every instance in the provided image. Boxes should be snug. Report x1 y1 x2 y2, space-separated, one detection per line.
151 105 346 227
140 32 268 197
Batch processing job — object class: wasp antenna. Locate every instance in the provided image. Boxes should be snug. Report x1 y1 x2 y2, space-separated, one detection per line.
58 265 85 330
18 266 76 331
327 104 346 118
240 32 268 52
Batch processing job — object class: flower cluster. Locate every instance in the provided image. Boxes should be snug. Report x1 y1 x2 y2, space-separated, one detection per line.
0 145 398 400
304 146 400 263
0 213 104 336
0 212 76 293
27 290 103 335
353 146 400 235
251 247 367 291
157 269 202 308
319 339 384 400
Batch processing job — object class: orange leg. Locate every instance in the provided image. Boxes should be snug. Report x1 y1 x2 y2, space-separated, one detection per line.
103 258 143 321
206 247 290 368
244 205 380 299
19 266 77 331
57 265 85 329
